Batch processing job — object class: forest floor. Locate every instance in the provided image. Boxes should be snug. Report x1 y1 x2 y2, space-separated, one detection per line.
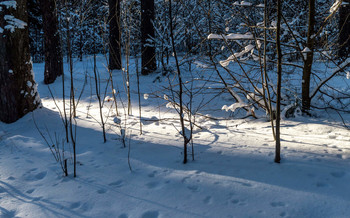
1 56 350 218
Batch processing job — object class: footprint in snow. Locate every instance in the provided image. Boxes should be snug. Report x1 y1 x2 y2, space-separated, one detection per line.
231 199 247 206
330 171 345 178
280 211 287 217
70 202 81 209
118 214 128 218
271 202 286 207
26 189 35 194
146 182 161 189
7 176 15 181
109 180 124 188
203 196 212 204
141 211 159 218
316 182 330 188
35 171 47 180
148 171 157 178
187 185 199 192
97 189 107 194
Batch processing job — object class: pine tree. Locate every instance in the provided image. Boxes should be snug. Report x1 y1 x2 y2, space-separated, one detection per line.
0 0 41 123
109 0 122 70
40 0 63 84
141 0 157 75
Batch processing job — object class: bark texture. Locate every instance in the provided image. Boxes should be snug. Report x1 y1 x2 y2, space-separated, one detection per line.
141 0 157 75
109 0 122 70
301 0 315 113
0 0 41 123
40 0 63 84
339 0 350 59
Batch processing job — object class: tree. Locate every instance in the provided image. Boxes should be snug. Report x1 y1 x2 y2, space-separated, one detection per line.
40 0 63 84
301 0 316 113
275 0 282 163
141 0 157 75
339 0 350 59
0 0 41 123
109 0 122 70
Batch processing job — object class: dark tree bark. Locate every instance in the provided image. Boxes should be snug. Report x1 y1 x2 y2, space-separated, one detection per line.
274 0 282 164
0 0 41 123
339 0 350 59
141 0 157 75
301 0 315 113
40 0 63 84
109 0 122 70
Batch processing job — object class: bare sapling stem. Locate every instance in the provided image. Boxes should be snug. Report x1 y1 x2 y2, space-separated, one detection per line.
136 58 143 135
169 0 188 164
94 54 107 143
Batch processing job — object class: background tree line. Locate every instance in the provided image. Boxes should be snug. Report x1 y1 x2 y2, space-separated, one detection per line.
1 0 349 123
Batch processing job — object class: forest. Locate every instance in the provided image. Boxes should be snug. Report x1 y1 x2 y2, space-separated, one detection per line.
0 0 350 217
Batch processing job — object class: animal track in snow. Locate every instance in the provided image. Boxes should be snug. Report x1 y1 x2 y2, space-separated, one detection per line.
97 189 107 194
70 202 81 209
231 199 247 206
146 181 161 189
316 182 329 188
109 180 124 188
26 188 35 194
141 210 159 218
118 214 128 218
330 171 345 178
7 176 15 181
23 171 47 182
148 171 157 178
280 211 287 217
187 185 199 192
203 196 212 204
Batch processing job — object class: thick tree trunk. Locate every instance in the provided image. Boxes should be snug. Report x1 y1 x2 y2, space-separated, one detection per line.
0 0 41 123
109 0 122 70
301 0 315 113
339 0 350 59
40 0 63 84
141 0 157 75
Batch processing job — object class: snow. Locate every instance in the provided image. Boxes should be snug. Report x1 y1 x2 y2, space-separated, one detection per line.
208 33 254 40
3 15 27 33
0 1 17 10
233 1 252 6
1 57 350 217
330 0 341 13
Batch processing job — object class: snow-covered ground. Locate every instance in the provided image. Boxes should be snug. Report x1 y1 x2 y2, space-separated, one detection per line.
1 57 350 218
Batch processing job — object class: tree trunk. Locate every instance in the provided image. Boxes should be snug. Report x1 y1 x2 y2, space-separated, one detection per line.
40 0 63 84
301 0 315 113
0 0 41 123
109 0 122 70
339 0 350 59
274 0 282 164
141 0 157 75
